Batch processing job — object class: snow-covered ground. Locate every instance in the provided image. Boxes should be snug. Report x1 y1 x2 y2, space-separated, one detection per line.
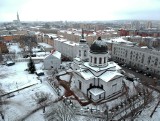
7 43 22 54
0 62 58 121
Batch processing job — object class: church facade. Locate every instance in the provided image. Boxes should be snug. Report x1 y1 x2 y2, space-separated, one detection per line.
72 32 124 102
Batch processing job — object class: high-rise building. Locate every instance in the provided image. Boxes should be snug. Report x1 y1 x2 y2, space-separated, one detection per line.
146 21 152 29
131 21 140 30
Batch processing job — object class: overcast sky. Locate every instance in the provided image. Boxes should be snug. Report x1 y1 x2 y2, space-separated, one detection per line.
0 0 160 22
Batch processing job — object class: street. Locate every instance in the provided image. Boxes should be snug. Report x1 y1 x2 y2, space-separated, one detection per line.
122 66 158 86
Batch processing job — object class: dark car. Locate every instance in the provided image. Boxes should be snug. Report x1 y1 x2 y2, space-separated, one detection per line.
23 55 29 58
31 54 36 57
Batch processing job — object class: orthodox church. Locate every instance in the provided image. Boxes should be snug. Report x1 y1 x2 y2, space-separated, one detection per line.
72 30 124 102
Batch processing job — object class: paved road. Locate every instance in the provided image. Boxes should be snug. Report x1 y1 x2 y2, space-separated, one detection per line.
122 66 158 86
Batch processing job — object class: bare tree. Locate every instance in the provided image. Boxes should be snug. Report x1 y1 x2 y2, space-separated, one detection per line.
32 91 52 113
45 101 77 121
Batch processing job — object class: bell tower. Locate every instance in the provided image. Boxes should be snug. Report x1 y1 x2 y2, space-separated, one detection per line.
17 12 20 22
78 29 89 61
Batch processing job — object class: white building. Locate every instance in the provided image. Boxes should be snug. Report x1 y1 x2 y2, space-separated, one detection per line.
111 43 160 76
43 51 61 70
54 38 79 60
72 35 124 102
38 43 53 52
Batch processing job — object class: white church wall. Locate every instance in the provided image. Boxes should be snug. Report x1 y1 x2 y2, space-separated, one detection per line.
99 77 123 97
44 55 61 70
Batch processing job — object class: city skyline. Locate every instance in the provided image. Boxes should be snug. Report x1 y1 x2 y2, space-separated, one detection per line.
0 0 160 22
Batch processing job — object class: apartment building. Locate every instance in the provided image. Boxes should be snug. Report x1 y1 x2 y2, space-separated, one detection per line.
54 38 79 60
111 43 160 76
58 29 119 45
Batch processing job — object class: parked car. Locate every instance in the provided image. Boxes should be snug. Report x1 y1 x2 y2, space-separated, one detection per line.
6 61 15 66
23 55 29 58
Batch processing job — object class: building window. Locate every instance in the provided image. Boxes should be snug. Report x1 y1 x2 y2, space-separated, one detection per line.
90 83 92 88
99 58 102 64
104 57 106 63
112 84 117 92
114 48 116 54
79 81 82 90
130 51 133 60
136 53 138 60
91 56 92 63
148 56 151 64
155 57 158 66
101 85 103 89
99 94 101 99
94 57 97 64
79 50 81 56
84 50 86 56
125 51 127 58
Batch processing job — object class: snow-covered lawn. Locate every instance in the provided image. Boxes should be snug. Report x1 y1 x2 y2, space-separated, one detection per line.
0 62 58 121
7 43 22 54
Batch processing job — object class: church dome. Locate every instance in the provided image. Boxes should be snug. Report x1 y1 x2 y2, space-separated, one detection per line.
90 37 108 54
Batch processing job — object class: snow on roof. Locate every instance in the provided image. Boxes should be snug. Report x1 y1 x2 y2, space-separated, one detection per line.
79 70 94 80
44 51 61 59
141 46 148 49
46 33 57 38
78 68 123 82
54 38 67 42
36 69 44 74
89 88 105 96
35 52 50 56
77 61 123 82
99 71 123 82
109 37 133 44
84 61 121 72
52 51 61 59
6 60 14 64
38 43 53 48
63 40 79 46
28 56 46 60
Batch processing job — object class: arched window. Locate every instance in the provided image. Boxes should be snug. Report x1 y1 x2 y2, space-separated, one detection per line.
99 58 102 64
94 57 97 64
79 50 81 56
84 50 87 56
104 57 106 63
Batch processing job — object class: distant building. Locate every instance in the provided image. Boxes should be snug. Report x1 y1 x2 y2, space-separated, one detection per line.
131 21 141 30
119 29 160 37
146 21 152 29
13 12 21 26
0 41 8 53
43 51 61 70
